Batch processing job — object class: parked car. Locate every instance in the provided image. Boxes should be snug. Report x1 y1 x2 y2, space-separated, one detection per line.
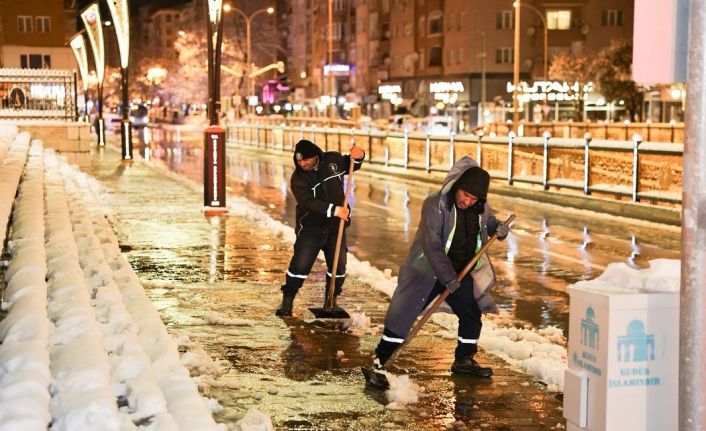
102 111 122 133
129 104 149 128
423 116 454 136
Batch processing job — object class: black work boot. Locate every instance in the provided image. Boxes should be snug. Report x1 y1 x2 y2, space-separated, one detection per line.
275 292 296 316
451 355 493 377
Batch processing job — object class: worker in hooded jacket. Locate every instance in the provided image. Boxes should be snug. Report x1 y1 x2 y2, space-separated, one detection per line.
276 139 365 316
370 156 510 377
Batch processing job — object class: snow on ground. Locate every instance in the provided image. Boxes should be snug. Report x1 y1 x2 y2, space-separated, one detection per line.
0 139 226 430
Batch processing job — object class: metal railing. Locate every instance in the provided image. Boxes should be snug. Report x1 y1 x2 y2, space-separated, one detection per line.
0 68 77 121
226 122 683 206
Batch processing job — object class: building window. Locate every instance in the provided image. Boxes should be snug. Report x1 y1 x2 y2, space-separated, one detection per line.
495 47 513 64
334 0 345 12
602 10 623 26
428 46 442 66
496 10 513 29
20 54 49 69
547 10 571 30
404 22 412 37
459 12 464 31
17 16 32 33
36 16 51 33
333 22 343 41
458 48 464 64
428 12 443 34
418 17 425 36
448 14 455 32
419 50 425 69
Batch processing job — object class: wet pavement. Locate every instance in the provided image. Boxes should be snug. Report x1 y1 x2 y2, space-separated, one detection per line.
83 133 578 430
135 127 681 334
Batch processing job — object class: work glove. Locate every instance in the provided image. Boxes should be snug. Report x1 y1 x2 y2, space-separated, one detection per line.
495 222 510 240
334 205 350 221
445 279 461 294
350 145 365 161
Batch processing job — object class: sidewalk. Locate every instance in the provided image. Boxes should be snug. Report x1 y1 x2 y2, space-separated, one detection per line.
92 140 566 430
1 132 566 430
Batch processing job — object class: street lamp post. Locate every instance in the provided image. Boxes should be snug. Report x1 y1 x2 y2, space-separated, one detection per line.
474 31 487 126
328 0 334 121
514 1 548 80
224 4 274 111
105 0 132 161
81 4 106 146
203 0 228 215
512 0 521 128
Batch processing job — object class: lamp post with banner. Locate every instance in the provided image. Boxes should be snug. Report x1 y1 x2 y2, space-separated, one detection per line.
81 3 106 146
203 0 228 215
105 0 132 160
69 32 90 122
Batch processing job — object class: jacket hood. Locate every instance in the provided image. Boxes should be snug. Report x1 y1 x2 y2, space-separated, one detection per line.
440 156 481 197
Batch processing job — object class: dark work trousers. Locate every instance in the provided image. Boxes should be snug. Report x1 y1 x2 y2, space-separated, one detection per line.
375 277 482 364
282 230 347 297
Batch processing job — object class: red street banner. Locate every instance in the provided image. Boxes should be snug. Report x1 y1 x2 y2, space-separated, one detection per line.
204 126 226 208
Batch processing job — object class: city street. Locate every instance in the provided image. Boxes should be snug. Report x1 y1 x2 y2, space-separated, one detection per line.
80 126 678 429
83 132 581 430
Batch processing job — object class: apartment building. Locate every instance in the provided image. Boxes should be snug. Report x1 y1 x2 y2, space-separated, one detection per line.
0 0 77 69
289 0 634 122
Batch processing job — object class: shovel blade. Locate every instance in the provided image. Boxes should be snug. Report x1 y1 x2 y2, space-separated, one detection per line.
308 306 350 319
361 367 390 390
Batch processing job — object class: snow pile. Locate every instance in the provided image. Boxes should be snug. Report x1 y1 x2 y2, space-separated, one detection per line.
385 374 423 410
233 408 273 431
59 158 225 430
0 140 51 429
572 259 680 294
0 130 30 248
431 312 568 389
203 311 254 327
342 312 373 334
43 149 123 430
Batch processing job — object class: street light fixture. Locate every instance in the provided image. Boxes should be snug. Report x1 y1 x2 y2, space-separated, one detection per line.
68 32 90 122
80 3 106 146
223 4 275 110
511 0 521 128
513 1 548 80
105 0 133 161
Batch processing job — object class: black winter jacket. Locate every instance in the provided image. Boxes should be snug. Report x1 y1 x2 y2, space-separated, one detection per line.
291 145 364 235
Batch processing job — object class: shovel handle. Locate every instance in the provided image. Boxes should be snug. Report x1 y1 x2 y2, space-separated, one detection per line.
383 213 516 369
325 146 357 308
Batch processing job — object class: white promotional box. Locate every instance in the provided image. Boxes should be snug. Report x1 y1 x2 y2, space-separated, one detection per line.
564 287 679 431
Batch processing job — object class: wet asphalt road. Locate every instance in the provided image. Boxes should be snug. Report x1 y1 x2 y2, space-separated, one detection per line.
137 127 681 334
82 128 681 430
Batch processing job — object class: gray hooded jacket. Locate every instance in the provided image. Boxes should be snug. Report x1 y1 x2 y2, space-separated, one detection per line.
383 156 502 337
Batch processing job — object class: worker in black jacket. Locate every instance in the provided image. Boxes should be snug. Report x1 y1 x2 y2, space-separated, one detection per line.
276 139 366 316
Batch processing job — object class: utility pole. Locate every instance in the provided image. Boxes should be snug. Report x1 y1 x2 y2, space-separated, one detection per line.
681 0 706 428
328 0 334 122
512 0 521 128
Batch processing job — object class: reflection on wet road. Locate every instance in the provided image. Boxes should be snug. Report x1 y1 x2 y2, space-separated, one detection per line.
89 141 568 430
136 127 681 334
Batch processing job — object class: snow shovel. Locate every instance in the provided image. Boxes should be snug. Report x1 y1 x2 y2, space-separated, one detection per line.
362 214 517 390
308 148 358 319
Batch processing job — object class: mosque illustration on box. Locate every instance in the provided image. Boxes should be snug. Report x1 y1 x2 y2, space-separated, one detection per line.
617 319 655 362
581 308 655 362
580 306 600 349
